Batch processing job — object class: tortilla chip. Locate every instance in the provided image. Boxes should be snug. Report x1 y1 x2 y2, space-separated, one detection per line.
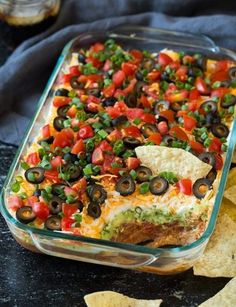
193 214 236 277
221 197 236 223
198 277 236 306
135 145 212 182
232 149 236 164
84 291 162 307
226 167 236 189
224 186 236 205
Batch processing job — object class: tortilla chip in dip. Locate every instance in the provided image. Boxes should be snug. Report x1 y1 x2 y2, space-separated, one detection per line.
135 146 212 182
84 291 163 307
193 214 236 277
198 277 236 306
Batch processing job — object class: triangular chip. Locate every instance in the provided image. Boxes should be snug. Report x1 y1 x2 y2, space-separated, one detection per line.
232 148 236 164
84 291 162 307
193 214 236 277
135 146 212 182
224 185 236 205
198 277 236 306
226 167 236 189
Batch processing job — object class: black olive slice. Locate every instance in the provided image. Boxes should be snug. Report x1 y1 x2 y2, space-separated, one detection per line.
188 67 203 78
221 94 236 108
141 58 155 72
162 134 175 146
70 76 84 89
102 97 117 107
141 123 158 138
51 183 67 197
123 137 142 149
78 53 86 64
87 202 101 218
156 115 168 124
228 66 236 80
53 116 66 131
135 71 143 81
211 123 229 138
220 80 231 88
33 189 42 197
45 216 61 231
104 127 114 134
154 100 170 115
25 167 45 184
88 184 107 205
16 206 36 224
206 168 217 183
86 88 100 97
160 71 172 82
111 115 128 127
134 81 146 97
198 152 216 167
205 112 221 128
200 100 217 113
136 166 152 183
48 196 63 214
55 88 69 97
195 56 207 71
193 178 212 199
149 176 169 195
65 163 82 182
170 102 182 112
125 94 137 108
57 105 70 117
63 153 78 163
38 136 54 146
115 175 136 196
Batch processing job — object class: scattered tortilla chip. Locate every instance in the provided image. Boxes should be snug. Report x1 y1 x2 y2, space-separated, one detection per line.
224 186 236 205
221 197 236 223
135 145 212 182
232 149 236 164
198 277 236 306
84 291 163 307
193 214 236 277
226 167 236 189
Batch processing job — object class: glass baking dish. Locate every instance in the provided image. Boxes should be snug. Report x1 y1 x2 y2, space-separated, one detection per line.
1 26 236 274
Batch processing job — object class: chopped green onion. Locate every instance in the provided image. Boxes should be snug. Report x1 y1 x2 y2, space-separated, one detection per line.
85 139 95 152
73 213 82 226
83 164 93 176
140 182 150 194
122 150 134 159
133 118 141 125
113 140 124 155
204 138 211 147
129 169 137 180
111 161 123 168
15 175 23 183
228 106 235 114
159 171 178 184
212 81 221 88
21 161 29 170
221 143 228 152
19 192 28 199
11 181 20 193
98 129 108 139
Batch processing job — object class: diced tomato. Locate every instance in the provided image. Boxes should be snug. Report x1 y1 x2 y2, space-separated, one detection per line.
42 124 50 138
103 59 112 72
157 121 169 135
106 107 122 119
53 129 74 148
160 109 175 122
107 129 122 142
189 88 200 101
176 110 188 118
53 96 71 108
91 42 104 52
176 66 188 82
211 87 229 98
169 61 181 71
102 155 123 175
189 140 204 153
158 52 173 66
122 62 137 76
103 83 115 97
176 179 192 195
67 105 77 118
86 102 101 113
215 60 229 72
32 202 49 220
44 170 59 181
195 77 210 95
126 157 140 170
64 186 78 198
86 55 102 68
71 139 85 154
78 125 94 139
147 70 161 82
183 115 197 131
99 140 113 152
123 79 137 95
8 196 23 211
72 177 87 193
114 89 125 99
112 70 126 87
122 126 141 138
62 203 79 217
92 147 104 165
60 73 72 84
141 113 156 124
51 156 63 169
169 126 189 141
129 49 143 64
126 108 144 120
139 95 151 108
209 137 222 153
214 153 223 170
211 70 229 82
87 95 101 104
148 132 162 145
26 152 40 166
183 55 194 65
165 89 188 103
114 101 128 113
69 65 80 76
187 100 199 112
78 74 102 83
26 196 39 206
61 216 75 231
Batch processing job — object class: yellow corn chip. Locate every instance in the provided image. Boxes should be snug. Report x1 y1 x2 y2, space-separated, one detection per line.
198 277 236 306
84 291 163 307
193 214 236 277
226 168 236 189
232 149 236 164
221 197 236 223
135 146 212 183
224 186 236 205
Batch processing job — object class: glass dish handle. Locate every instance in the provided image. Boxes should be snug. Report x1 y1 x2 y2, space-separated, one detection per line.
30 233 158 269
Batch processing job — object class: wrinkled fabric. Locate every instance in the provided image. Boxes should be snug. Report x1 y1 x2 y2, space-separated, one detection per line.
0 0 235 145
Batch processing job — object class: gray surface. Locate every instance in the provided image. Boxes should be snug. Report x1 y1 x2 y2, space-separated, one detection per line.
0 0 236 144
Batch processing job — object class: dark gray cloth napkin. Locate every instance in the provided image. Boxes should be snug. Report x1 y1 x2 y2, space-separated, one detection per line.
0 0 236 145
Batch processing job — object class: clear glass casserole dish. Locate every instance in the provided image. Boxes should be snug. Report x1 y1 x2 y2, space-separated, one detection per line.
1 26 236 275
